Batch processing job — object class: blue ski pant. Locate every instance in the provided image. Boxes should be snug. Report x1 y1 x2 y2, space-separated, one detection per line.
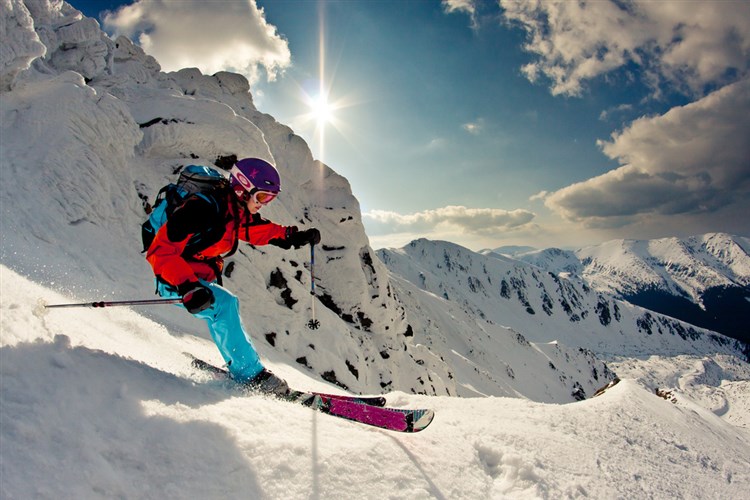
157 279 264 382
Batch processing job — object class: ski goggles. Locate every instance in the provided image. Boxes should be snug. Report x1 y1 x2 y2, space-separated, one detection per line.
238 188 277 206
252 190 278 205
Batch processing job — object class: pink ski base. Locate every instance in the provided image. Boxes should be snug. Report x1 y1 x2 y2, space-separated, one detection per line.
325 397 408 431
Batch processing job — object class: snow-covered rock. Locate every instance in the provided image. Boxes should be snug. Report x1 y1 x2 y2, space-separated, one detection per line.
0 0 445 398
1 0 46 90
0 0 746 406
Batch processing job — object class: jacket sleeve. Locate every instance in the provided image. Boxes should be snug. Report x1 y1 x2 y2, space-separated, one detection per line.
145 197 215 286
239 212 292 246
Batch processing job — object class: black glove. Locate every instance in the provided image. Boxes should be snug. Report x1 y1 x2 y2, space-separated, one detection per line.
286 227 321 249
268 226 297 249
177 281 214 314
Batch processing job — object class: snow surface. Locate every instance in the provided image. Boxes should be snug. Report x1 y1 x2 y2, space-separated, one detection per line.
2 1 750 497
378 239 745 360
3 266 750 499
511 233 750 305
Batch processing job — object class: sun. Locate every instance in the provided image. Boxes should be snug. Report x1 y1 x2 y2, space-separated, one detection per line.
310 92 333 126
292 1 360 162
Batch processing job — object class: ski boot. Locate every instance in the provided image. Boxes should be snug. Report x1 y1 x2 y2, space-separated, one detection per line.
246 368 290 397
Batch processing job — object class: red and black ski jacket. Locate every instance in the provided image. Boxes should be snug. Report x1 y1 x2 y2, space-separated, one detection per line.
146 191 293 288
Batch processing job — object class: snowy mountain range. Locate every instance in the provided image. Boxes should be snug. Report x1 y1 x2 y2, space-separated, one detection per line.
497 233 750 343
2 2 749 498
379 239 747 361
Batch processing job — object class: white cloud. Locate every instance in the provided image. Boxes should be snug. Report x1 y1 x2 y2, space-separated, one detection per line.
499 0 750 97
599 104 633 122
545 78 750 228
363 205 535 236
442 0 478 28
103 0 291 84
426 137 447 150
442 0 476 16
462 119 484 135
529 191 548 202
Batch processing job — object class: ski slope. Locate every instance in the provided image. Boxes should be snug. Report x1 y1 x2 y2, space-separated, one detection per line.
2 265 749 499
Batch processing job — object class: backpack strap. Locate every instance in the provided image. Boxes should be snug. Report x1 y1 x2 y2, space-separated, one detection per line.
223 188 241 259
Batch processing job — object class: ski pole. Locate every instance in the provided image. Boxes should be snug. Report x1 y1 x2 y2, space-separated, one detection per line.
307 243 320 330
45 298 183 309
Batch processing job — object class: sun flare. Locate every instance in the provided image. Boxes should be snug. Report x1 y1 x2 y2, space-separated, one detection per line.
310 92 333 125
291 0 360 163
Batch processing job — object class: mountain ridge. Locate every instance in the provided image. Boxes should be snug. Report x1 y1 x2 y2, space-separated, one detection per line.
502 233 750 342
378 238 747 361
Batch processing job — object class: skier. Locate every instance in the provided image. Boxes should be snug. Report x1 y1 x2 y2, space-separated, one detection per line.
145 157 321 396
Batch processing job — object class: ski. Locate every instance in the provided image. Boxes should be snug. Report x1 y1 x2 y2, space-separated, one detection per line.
290 392 434 433
186 354 387 407
186 354 434 433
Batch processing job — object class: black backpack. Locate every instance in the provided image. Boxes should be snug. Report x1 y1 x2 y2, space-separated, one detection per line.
141 165 232 255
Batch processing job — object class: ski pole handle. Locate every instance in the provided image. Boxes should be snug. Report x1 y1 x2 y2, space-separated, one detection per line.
45 298 183 309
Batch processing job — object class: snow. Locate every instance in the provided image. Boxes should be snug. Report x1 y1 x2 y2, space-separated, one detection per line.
3 266 750 499
378 239 745 361
523 233 750 304
608 354 750 429
2 1 750 498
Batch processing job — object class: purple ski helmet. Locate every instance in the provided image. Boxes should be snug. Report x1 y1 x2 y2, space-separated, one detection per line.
229 158 281 195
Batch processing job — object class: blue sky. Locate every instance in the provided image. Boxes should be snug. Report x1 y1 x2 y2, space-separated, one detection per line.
76 0 749 251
